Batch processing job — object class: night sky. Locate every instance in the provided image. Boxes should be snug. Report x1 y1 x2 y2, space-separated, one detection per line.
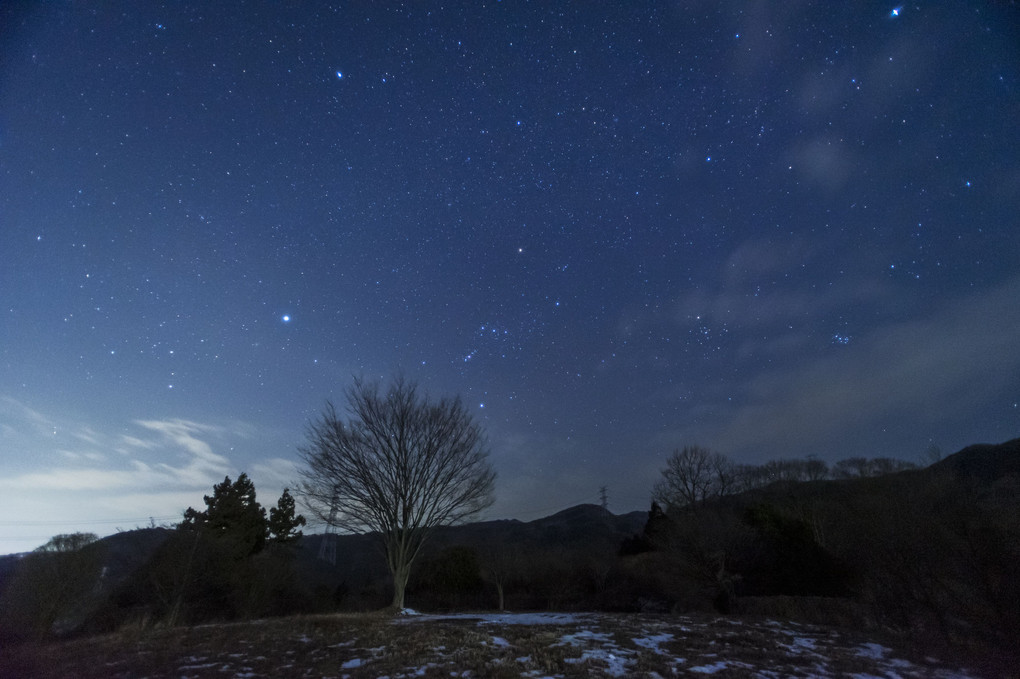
2 2 1018 554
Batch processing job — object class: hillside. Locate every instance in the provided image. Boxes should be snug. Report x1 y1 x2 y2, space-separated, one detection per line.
929 436 1020 483
0 503 648 635
631 437 1020 657
295 503 646 609
1 437 1016 667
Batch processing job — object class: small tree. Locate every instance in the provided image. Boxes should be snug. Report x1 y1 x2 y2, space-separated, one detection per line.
268 488 306 544
297 377 496 609
481 543 523 610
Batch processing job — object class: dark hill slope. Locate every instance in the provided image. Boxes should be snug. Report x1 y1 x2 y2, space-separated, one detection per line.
637 438 1020 654
929 436 1020 482
297 504 645 604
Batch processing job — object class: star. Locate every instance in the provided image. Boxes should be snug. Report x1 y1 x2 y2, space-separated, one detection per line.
1 0 1014 562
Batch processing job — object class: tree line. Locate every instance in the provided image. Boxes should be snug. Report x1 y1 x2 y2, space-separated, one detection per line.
652 444 922 511
1 377 1015 666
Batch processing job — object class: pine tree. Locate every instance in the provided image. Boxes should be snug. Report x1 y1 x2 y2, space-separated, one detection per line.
268 488 306 544
181 473 268 559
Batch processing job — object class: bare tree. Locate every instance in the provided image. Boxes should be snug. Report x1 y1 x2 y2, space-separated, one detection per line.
832 457 872 479
653 445 732 511
297 377 496 609
480 542 524 611
804 456 830 481
833 456 917 479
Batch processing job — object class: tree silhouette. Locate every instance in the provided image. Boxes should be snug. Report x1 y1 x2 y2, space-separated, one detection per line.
268 488 306 544
182 473 267 560
0 532 102 638
653 445 732 511
297 376 496 609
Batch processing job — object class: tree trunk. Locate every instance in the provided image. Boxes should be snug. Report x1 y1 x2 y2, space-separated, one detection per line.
391 564 410 610
496 582 505 611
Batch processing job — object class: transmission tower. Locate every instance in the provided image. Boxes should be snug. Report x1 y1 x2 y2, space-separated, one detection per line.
317 487 340 565
599 485 609 511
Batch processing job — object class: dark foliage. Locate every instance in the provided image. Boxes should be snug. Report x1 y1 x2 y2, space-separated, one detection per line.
409 545 485 610
740 503 850 597
181 473 268 560
634 438 1020 659
2 438 1015 669
268 488 306 544
0 533 104 639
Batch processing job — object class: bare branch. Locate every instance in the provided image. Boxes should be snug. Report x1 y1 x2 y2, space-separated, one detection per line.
296 377 495 609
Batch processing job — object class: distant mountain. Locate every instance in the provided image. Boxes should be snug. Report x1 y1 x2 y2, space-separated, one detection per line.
296 504 646 598
928 437 1020 482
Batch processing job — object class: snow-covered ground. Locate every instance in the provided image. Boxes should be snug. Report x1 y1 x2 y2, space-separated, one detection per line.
386 611 978 678
9 610 987 678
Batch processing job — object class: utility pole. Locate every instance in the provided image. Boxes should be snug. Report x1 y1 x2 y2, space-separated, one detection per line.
599 485 609 511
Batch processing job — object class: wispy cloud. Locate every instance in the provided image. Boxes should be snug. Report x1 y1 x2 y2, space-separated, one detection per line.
0 407 270 552
135 418 231 481
0 396 56 436
678 274 1020 460
0 397 307 554
0 418 232 492
251 457 301 490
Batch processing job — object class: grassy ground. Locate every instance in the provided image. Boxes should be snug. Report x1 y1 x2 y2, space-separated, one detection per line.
0 611 996 678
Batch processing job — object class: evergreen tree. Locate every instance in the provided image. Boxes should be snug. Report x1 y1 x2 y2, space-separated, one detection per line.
268 488 306 544
182 473 268 559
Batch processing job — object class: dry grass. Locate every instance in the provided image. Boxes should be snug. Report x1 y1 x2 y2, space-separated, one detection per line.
0 610 992 678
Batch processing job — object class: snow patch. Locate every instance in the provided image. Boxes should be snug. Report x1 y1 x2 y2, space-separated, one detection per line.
690 660 730 673
565 649 630 677
395 611 593 626
856 642 891 659
478 612 589 625
633 632 673 654
557 629 613 646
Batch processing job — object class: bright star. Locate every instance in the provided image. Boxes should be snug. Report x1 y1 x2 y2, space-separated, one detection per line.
336 71 343 79
281 314 291 323
890 6 902 17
